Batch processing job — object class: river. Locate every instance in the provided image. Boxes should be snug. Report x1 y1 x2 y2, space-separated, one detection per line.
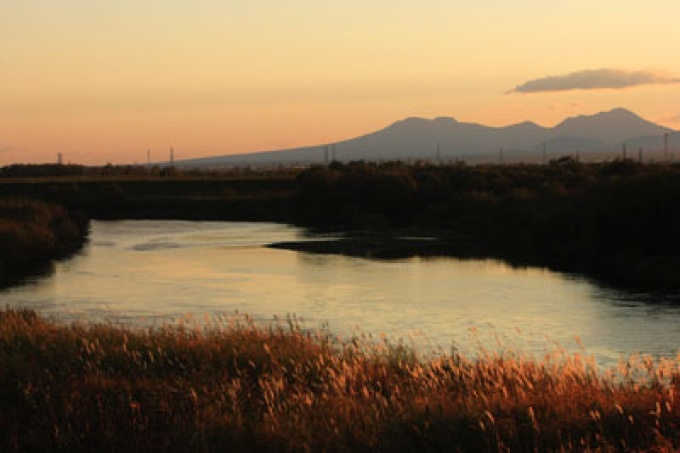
3 220 680 367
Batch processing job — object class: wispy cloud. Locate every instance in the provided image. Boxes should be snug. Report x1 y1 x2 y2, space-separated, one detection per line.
510 69 680 94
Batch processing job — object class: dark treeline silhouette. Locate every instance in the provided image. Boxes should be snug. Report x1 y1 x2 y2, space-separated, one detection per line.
0 164 90 178
293 160 680 292
0 163 191 178
0 163 301 179
0 164 298 220
1 159 679 292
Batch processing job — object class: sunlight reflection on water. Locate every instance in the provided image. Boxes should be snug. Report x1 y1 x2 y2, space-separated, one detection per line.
3 220 680 368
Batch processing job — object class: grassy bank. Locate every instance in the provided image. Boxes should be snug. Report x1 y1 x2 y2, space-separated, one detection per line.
1 309 679 451
0 199 89 286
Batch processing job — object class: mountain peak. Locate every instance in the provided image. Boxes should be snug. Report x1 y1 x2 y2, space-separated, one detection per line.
609 107 635 115
596 107 644 121
504 120 545 130
177 107 677 167
555 107 671 143
558 107 635 125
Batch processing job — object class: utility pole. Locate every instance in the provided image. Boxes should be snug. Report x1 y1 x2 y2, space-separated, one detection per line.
664 133 669 162
170 147 174 165
147 149 151 165
57 152 63 165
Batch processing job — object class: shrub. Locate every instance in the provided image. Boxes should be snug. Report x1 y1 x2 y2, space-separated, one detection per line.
0 199 89 285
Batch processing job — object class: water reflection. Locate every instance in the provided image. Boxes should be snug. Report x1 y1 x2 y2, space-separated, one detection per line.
1 220 680 368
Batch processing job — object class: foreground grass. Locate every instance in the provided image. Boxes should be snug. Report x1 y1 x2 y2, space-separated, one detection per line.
1 309 680 451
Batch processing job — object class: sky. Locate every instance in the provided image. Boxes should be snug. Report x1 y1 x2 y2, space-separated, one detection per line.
2 1 680 165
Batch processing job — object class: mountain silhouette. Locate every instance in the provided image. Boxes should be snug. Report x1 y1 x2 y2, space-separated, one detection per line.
177 108 677 166
553 108 670 144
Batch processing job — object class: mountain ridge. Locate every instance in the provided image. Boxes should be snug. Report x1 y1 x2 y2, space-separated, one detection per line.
177 108 677 167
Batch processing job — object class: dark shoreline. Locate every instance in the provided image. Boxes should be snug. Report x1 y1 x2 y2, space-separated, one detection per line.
266 232 676 297
2 160 679 294
267 231 483 260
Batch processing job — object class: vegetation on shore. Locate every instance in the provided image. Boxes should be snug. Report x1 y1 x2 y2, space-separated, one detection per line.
1 160 679 292
0 163 677 449
1 308 679 451
294 159 680 292
0 165 297 221
0 199 89 286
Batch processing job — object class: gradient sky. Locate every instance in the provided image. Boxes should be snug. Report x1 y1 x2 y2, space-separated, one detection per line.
2 1 680 165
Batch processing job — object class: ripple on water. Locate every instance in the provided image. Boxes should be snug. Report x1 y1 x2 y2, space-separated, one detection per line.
1 220 680 370
131 241 182 252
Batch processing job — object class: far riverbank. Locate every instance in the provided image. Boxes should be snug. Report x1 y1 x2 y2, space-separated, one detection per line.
1 160 678 293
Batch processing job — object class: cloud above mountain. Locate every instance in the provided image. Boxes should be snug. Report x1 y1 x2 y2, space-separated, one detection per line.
511 69 680 94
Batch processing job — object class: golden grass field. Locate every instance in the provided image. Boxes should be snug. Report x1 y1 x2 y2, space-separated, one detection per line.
1 308 679 451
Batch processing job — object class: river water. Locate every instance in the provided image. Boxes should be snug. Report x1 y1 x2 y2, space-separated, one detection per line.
3 220 680 367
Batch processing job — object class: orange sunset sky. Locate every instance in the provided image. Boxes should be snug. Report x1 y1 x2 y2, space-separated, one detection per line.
2 1 680 165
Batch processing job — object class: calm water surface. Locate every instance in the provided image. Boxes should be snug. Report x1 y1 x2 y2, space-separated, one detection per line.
3 220 680 367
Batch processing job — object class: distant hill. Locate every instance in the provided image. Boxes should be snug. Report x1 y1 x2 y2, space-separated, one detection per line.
553 107 670 143
176 108 678 167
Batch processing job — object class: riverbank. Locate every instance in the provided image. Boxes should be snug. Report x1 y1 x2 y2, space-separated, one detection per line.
291 160 680 293
1 308 678 451
267 230 483 259
1 160 679 293
0 199 90 287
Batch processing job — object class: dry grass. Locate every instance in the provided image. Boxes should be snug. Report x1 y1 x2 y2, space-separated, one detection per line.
0 199 88 285
1 308 679 451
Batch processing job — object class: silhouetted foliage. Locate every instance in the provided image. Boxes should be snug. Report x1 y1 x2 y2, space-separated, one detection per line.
0 164 88 178
0 199 89 286
294 161 680 291
1 160 678 291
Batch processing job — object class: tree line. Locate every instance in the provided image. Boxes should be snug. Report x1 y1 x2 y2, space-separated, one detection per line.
1 159 678 292
294 159 680 291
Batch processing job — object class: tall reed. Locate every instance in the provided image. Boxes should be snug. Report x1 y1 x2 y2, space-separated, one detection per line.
1 308 679 451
